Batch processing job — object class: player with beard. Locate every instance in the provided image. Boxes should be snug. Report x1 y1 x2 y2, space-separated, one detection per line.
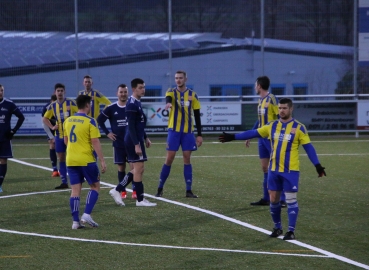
219 98 326 240
97 84 136 202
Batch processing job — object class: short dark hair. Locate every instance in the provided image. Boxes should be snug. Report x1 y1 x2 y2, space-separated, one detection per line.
279 98 293 108
84 75 92 80
131 78 144 88
256 76 270 90
50 94 57 101
117 84 127 89
76 95 91 109
175 70 187 77
54 83 65 90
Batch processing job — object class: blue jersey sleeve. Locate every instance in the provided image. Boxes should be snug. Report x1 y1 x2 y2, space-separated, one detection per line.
235 129 262 140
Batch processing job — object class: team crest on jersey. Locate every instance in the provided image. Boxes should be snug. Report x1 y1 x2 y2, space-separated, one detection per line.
188 96 193 101
291 128 296 134
184 101 190 107
66 106 70 110
264 101 269 107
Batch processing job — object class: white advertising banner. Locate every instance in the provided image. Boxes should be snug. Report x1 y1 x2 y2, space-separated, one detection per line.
357 101 369 130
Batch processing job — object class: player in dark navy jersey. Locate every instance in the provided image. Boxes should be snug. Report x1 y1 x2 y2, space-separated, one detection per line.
0 84 25 193
108 78 156 207
97 84 136 200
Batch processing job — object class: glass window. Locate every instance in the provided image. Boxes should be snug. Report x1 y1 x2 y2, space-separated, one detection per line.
293 84 308 100
143 86 162 103
270 84 285 97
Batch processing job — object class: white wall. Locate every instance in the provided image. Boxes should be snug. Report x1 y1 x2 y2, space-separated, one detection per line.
0 49 345 98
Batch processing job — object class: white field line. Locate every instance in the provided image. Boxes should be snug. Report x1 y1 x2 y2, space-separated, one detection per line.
0 228 329 258
10 139 369 147
2 158 369 269
10 152 369 161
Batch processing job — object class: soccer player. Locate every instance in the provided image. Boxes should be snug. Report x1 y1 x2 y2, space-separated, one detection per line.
155 70 202 198
78 75 111 119
97 84 136 200
43 83 78 189
109 78 156 207
64 95 106 229
41 94 59 177
219 98 326 240
0 84 25 193
246 76 286 207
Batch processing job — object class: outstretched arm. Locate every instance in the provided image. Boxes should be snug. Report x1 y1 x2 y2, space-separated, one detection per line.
303 143 326 177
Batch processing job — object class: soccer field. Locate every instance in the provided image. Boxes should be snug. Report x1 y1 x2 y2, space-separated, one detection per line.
1 135 368 270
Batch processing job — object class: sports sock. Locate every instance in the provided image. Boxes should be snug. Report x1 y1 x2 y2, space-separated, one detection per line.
70 197 80 222
158 164 171 188
287 201 299 232
132 182 136 191
184 164 193 191
270 202 282 229
118 171 126 189
134 181 144 202
50 149 57 171
0 164 7 187
84 190 99 214
116 172 133 192
59 161 67 184
262 172 269 200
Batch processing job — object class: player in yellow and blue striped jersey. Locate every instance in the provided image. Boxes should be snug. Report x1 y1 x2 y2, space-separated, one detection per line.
78 75 111 119
43 83 78 189
246 76 286 207
155 70 202 198
219 98 326 241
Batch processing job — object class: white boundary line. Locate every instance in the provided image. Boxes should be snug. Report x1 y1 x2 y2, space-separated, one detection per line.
0 228 328 258
9 139 369 147
3 158 369 269
8 152 369 161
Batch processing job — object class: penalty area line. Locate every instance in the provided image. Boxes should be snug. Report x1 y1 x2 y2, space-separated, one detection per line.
0 228 328 258
6 158 369 269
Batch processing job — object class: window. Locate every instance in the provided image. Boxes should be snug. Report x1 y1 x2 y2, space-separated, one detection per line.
270 84 285 97
293 84 308 100
241 85 254 101
143 86 162 103
210 86 222 101
210 84 256 101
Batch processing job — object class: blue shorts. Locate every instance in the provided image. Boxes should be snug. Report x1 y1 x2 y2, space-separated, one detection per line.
258 137 271 159
0 141 13 158
55 136 66 153
124 139 147 163
268 170 299 192
113 146 128 165
166 130 197 151
67 163 100 185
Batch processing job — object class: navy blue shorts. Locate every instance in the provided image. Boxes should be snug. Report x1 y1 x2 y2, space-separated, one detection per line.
55 136 66 153
268 170 299 192
258 137 271 159
124 139 147 163
67 163 100 185
0 140 13 158
113 146 128 164
166 130 197 151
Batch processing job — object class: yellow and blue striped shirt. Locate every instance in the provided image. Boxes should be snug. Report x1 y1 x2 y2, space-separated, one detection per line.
78 89 111 119
44 98 78 138
257 93 279 127
63 113 101 166
166 88 201 133
257 119 311 172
